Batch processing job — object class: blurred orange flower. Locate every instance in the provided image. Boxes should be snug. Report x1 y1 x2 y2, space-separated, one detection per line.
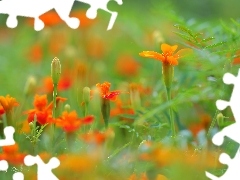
56 153 100 179
86 36 106 59
129 173 149 180
25 94 66 125
54 111 94 132
147 144 219 169
0 144 26 165
139 43 191 65
189 114 211 137
116 55 140 76
81 131 107 145
232 50 240 65
110 99 134 121
27 43 43 63
41 74 73 94
0 95 19 113
96 82 121 101
81 128 115 145
0 104 5 115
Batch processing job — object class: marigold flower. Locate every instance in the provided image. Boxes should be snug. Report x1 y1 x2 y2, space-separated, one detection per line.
110 99 134 122
96 82 121 101
25 94 66 125
139 43 191 66
116 55 140 76
54 111 94 132
81 128 115 145
0 144 26 165
0 95 19 113
189 114 211 137
0 105 5 115
41 75 73 94
27 43 42 63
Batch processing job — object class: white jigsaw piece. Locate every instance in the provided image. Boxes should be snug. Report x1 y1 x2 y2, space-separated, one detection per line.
206 69 240 179
0 126 15 147
76 0 123 30
0 160 24 180
24 155 60 180
0 0 80 31
0 0 123 31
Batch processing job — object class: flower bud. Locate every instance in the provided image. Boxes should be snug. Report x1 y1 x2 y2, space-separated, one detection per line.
217 113 224 127
51 57 61 85
24 76 37 96
83 87 91 104
64 104 71 112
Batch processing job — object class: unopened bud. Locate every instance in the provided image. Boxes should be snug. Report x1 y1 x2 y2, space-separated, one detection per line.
29 122 34 130
24 76 37 96
51 57 61 85
83 87 91 104
217 113 224 127
64 104 71 112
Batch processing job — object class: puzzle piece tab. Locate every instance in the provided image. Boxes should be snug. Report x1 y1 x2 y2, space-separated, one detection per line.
24 155 60 180
206 148 240 180
76 0 123 30
0 160 8 171
0 0 123 31
206 69 240 179
0 126 15 147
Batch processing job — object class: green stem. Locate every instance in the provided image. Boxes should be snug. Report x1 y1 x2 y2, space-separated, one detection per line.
84 103 88 117
52 83 58 152
166 87 176 138
101 99 110 128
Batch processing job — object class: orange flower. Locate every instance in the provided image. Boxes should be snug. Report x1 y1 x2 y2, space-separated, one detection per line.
41 75 73 94
54 111 94 132
81 131 107 145
81 128 115 145
189 114 211 137
129 173 149 180
86 36 106 59
0 95 19 113
25 94 66 125
116 55 140 76
139 43 191 65
232 50 240 65
0 104 5 115
27 43 42 63
96 82 121 101
110 99 134 121
0 144 26 165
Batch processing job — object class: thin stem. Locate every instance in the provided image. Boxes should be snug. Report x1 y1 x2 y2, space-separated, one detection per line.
51 83 58 152
166 87 176 138
84 103 88 117
53 84 58 119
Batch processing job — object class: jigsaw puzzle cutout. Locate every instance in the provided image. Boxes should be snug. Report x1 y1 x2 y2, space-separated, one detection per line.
0 126 60 179
0 126 15 146
206 69 240 179
0 0 123 31
24 155 60 180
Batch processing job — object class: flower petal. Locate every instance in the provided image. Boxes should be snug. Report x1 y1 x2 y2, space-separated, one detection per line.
139 51 164 61
105 91 121 100
161 44 178 54
167 56 178 65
